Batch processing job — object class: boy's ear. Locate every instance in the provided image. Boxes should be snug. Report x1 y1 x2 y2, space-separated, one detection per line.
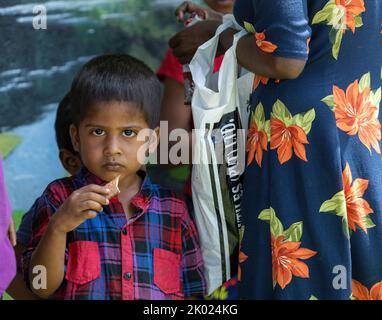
69 124 80 153
59 149 82 176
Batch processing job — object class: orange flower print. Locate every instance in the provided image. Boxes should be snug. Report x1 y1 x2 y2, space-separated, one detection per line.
271 119 309 164
253 76 280 90
255 32 278 53
320 161 375 238
259 208 317 289
352 279 382 300
312 0 365 59
247 121 268 167
333 80 381 154
243 22 278 54
253 75 269 90
243 22 279 90
272 235 317 289
237 251 248 282
247 103 270 167
342 163 374 233
270 100 315 165
335 0 365 33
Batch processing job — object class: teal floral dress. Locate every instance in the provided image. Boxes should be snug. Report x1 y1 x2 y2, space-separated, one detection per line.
235 0 382 299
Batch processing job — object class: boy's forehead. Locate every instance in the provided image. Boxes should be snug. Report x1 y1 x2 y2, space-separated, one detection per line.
82 101 148 126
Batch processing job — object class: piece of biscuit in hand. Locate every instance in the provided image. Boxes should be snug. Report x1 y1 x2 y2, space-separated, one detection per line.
104 175 121 199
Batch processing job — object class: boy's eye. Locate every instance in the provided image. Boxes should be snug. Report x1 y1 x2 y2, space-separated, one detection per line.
122 129 136 137
92 129 105 136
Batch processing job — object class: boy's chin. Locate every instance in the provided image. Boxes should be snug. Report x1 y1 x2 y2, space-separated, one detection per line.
99 171 123 182
86 166 123 182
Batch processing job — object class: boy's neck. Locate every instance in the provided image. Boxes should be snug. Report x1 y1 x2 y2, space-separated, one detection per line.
117 172 144 219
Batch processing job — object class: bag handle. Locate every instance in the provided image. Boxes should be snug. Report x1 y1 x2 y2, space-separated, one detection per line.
189 15 242 93
218 29 248 93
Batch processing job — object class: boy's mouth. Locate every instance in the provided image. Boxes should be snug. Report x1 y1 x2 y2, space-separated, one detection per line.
103 162 125 171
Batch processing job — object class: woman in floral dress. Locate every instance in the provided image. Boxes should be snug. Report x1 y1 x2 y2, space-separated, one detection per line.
171 0 382 299
235 0 382 299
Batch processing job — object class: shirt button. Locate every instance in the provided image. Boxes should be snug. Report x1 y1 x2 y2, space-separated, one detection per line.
124 272 131 280
122 228 127 235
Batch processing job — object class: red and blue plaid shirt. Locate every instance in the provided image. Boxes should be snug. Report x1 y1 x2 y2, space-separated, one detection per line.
22 167 205 300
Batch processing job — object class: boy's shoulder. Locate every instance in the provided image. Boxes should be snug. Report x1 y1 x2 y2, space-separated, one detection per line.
41 175 78 206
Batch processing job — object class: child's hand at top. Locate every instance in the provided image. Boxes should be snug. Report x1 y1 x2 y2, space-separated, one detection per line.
175 1 223 23
49 184 110 234
169 20 221 64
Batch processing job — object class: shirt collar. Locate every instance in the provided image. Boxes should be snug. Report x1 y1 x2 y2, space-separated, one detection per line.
74 166 153 212
130 170 152 212
75 166 104 185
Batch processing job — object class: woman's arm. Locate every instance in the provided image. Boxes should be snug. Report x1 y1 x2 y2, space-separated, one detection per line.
160 77 193 133
159 77 193 166
220 29 307 79
170 21 307 81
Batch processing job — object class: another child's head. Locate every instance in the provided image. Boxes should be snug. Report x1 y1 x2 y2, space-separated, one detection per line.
204 0 234 14
69 54 161 182
54 93 82 175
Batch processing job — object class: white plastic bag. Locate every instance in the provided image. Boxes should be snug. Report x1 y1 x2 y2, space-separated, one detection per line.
190 15 254 294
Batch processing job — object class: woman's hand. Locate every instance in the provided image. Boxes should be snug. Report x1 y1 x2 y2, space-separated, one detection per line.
169 20 221 64
8 217 16 247
175 1 223 22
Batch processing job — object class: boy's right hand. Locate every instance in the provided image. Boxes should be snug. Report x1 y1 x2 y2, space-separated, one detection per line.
50 184 110 234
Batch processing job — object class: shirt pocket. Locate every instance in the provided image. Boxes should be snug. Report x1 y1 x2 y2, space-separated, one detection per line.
65 241 101 285
153 248 181 294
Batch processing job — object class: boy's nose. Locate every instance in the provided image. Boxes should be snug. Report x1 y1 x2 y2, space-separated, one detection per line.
104 136 122 156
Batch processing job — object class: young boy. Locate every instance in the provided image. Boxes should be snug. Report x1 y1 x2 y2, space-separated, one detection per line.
6 93 81 299
22 54 205 300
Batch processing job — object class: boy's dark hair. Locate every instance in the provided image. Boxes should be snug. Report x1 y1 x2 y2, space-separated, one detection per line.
69 54 161 128
55 93 76 153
